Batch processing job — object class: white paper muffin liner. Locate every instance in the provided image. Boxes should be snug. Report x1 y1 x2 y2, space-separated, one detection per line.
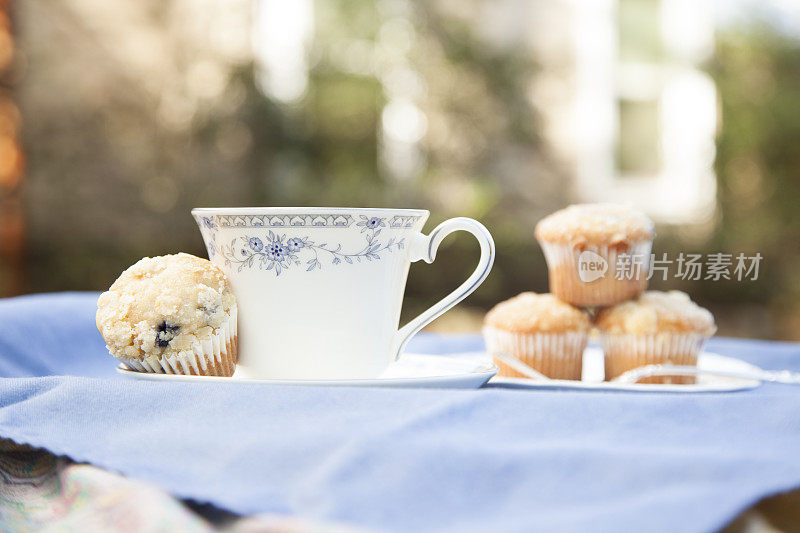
600 331 709 384
483 326 588 380
539 239 653 307
119 305 238 377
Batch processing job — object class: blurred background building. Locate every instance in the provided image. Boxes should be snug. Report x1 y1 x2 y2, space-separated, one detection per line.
1 0 799 339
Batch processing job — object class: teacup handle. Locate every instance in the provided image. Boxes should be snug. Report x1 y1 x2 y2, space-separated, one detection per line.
393 217 495 360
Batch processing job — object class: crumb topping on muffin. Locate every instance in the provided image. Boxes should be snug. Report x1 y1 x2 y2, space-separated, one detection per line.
96 253 236 361
595 290 716 336
484 292 591 333
534 203 655 245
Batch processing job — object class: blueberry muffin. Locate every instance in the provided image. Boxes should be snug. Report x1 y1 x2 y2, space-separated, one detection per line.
483 292 590 380
535 204 655 307
595 291 716 384
96 253 238 376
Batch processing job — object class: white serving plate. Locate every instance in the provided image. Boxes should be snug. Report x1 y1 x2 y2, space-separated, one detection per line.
116 353 498 390
489 347 761 392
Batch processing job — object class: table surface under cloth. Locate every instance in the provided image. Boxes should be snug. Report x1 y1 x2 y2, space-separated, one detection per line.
1 292 800 533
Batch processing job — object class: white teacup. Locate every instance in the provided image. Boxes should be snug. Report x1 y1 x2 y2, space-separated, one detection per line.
192 207 494 379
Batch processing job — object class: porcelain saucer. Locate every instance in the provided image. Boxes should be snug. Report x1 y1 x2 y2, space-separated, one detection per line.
116 353 498 389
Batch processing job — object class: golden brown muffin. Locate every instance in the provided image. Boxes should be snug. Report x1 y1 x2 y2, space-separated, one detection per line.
595 291 716 384
535 204 655 307
483 293 590 380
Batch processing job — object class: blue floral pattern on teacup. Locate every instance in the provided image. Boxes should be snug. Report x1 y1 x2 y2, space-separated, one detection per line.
286 237 305 251
219 218 405 276
248 237 264 252
357 215 386 232
198 217 219 259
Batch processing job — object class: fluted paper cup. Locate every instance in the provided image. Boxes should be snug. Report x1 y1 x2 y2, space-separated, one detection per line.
600 331 709 384
483 326 587 380
120 306 238 377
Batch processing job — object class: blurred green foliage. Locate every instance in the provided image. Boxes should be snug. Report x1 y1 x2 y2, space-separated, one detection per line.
13 0 555 324
6 1 800 339
705 23 800 338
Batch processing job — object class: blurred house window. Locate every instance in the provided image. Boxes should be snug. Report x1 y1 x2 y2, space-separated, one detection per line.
616 98 660 175
618 0 662 62
572 0 717 224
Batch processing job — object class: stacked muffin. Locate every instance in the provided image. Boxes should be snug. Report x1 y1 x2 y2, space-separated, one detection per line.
535 203 654 307
484 203 716 383
595 291 716 384
484 293 590 380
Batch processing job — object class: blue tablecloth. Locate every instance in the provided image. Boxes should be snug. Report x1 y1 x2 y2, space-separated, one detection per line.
1 292 800 533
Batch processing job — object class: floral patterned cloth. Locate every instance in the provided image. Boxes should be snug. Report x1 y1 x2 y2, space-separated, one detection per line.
0 439 363 533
